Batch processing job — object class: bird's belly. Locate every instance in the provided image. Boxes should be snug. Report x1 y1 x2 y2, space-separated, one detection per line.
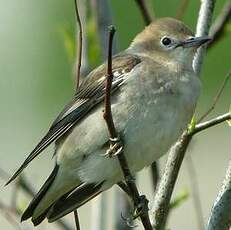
77 94 193 187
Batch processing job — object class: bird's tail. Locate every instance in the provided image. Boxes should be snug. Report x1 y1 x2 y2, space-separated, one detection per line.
21 164 104 226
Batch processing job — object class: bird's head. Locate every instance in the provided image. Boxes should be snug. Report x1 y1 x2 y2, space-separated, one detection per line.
130 18 211 69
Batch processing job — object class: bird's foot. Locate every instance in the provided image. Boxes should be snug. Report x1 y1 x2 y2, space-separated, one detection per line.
103 137 123 158
133 195 149 219
121 195 149 227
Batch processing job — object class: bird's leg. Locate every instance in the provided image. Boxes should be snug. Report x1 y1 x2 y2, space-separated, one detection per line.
103 136 123 157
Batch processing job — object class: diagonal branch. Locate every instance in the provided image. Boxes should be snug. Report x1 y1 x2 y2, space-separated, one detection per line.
134 0 153 25
103 25 152 230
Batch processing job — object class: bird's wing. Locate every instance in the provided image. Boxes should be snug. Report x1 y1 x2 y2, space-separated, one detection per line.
6 53 141 185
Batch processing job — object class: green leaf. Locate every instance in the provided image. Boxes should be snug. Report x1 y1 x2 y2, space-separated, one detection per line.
170 188 189 210
188 115 196 132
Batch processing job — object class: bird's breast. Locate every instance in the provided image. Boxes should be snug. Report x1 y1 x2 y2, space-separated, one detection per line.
117 70 201 173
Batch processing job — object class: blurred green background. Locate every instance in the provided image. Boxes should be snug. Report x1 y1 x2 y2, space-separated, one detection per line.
0 0 230 229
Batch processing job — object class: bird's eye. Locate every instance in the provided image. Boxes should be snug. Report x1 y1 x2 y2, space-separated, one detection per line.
161 37 172 46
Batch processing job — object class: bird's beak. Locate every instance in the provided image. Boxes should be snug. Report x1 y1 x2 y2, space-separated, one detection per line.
176 36 212 48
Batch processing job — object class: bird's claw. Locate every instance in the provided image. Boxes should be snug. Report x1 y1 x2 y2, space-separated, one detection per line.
133 195 149 219
103 136 123 158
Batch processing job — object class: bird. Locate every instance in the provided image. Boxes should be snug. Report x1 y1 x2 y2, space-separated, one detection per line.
6 17 210 226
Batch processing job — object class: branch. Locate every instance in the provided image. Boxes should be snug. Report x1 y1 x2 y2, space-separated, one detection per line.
193 0 216 75
190 112 231 135
134 0 153 25
74 0 83 91
103 26 152 230
151 131 192 229
207 160 231 230
208 0 231 48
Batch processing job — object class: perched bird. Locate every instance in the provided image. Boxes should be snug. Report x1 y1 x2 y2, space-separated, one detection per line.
6 18 210 226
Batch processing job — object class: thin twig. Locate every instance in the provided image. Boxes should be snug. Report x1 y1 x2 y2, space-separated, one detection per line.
198 70 231 122
186 155 204 230
190 112 231 135
90 1 118 229
103 25 152 230
74 0 83 91
175 0 190 20
134 0 153 25
208 0 231 48
74 210 80 230
73 1 82 228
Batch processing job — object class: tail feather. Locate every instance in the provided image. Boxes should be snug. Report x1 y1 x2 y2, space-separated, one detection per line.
21 164 59 222
47 181 104 222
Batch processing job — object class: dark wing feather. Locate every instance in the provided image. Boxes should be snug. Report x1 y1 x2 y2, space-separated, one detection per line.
6 53 141 185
